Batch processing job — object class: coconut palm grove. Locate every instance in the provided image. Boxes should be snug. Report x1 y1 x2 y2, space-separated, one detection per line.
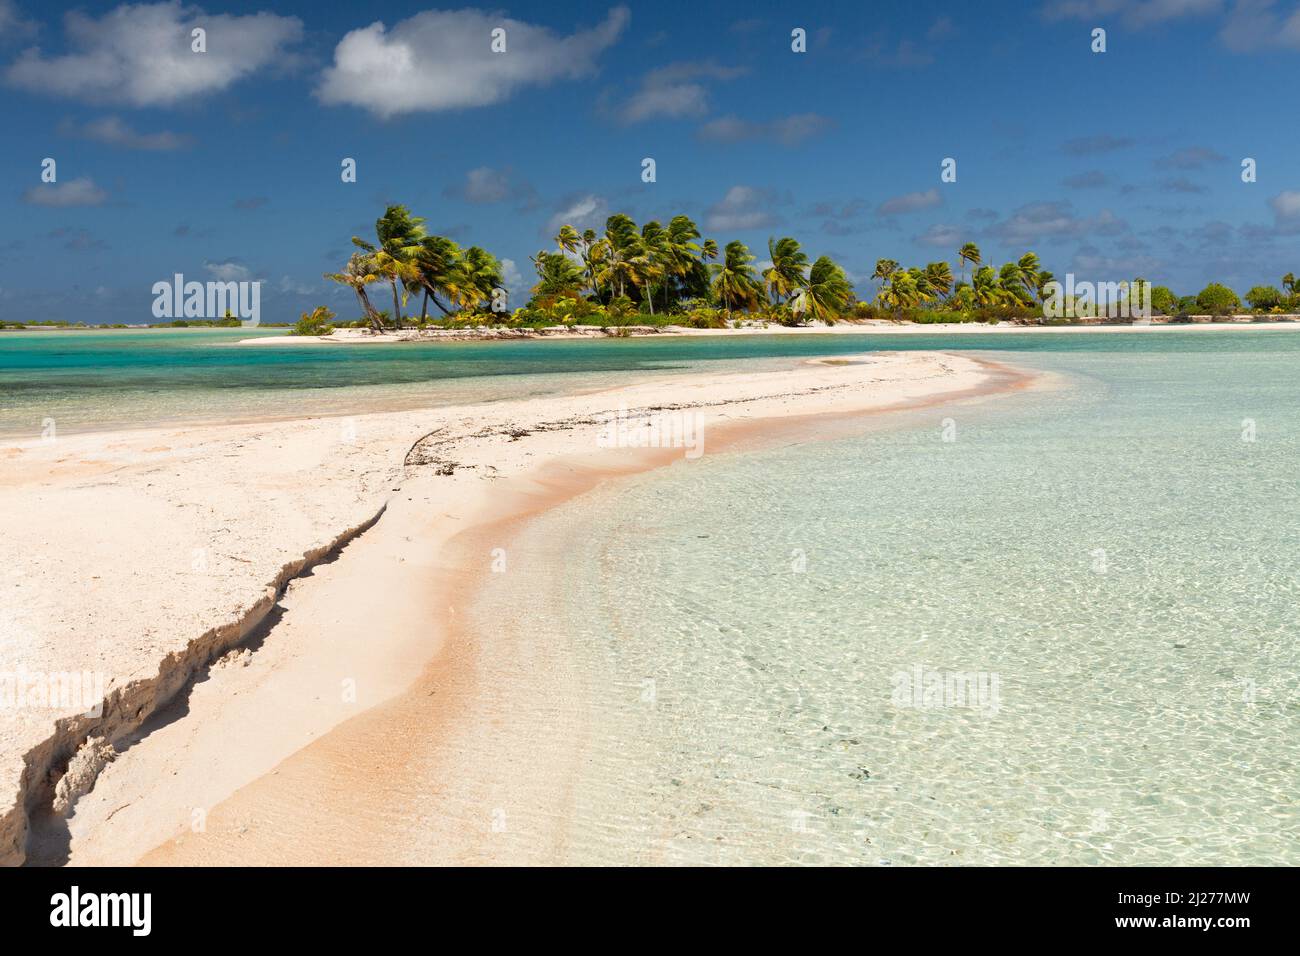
308 202 1299 335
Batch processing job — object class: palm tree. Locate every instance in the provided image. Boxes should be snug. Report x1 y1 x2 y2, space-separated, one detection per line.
711 240 761 320
792 255 852 320
1035 270 1056 303
596 214 639 300
413 235 462 320
454 246 503 311
353 204 426 328
971 265 1003 306
1017 253 1040 302
325 252 385 331
666 215 703 310
636 221 670 314
1283 273 1297 295
958 243 981 285
555 224 581 257
530 250 586 298
763 236 810 305
923 261 954 301
872 258 900 287
877 269 921 315
998 262 1029 305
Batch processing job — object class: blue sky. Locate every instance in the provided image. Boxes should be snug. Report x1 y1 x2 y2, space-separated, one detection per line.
4 0 1300 324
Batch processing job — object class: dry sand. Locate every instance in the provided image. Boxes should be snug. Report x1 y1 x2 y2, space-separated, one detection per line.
0 351 1031 866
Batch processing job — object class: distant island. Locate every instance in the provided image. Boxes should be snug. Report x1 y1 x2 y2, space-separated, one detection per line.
6 203 1299 336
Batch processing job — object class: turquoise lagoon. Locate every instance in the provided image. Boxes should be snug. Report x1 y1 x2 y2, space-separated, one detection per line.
5 328 1296 864
467 334 1298 865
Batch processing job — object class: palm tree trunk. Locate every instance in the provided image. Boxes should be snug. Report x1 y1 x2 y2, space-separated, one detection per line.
358 287 383 332
391 280 402 330
420 290 429 322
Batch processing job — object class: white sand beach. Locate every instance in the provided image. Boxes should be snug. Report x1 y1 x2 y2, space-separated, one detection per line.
0 350 1032 866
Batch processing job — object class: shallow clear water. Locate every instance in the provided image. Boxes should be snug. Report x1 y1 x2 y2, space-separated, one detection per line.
473 343 1299 865
6 327 1300 438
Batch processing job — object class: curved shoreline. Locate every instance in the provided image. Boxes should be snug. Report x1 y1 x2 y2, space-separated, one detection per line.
88 352 1039 866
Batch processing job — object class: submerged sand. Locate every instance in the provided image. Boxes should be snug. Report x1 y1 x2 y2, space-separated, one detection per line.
0 351 1030 866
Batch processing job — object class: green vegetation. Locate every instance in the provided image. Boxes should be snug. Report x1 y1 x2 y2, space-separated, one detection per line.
290 306 336 336
326 204 502 332
1195 283 1241 314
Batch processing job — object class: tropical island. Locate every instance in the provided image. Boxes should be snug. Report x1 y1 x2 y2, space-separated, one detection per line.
5 203 1299 336
292 204 1300 337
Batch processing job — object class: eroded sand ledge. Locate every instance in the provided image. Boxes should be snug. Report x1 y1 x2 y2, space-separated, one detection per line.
0 351 1030 865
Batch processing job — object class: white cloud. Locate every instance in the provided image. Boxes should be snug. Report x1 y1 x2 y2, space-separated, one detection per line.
1269 190 1300 220
204 260 251 281
915 223 965 247
457 167 510 203
59 115 191 150
618 61 744 123
5 2 302 106
318 6 629 118
545 194 609 235
705 185 778 231
988 201 1127 242
0 0 38 42
443 167 535 206
500 258 524 293
698 113 832 146
278 276 314 295
877 188 942 216
1220 0 1300 51
23 177 107 206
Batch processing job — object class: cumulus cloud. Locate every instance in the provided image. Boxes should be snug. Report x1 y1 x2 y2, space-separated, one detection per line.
876 188 941 216
0 0 38 42
697 113 832 146
988 200 1127 242
1156 146 1226 169
59 116 191 150
1269 190 1300 222
705 185 780 231
545 194 610 235
443 166 536 207
500 258 524 294
204 259 251 281
319 6 629 118
616 60 745 123
1219 0 1300 51
23 177 107 206
5 2 303 106
915 223 965 247
277 276 314 295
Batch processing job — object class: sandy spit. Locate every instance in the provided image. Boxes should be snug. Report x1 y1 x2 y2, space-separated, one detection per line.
0 351 1025 865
